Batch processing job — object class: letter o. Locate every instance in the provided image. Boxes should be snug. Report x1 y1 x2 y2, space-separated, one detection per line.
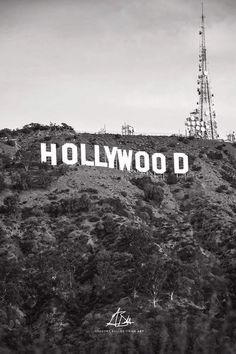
62 143 78 165
135 151 150 173
152 153 166 174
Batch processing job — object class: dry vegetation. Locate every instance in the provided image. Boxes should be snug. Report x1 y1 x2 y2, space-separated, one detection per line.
0 124 236 353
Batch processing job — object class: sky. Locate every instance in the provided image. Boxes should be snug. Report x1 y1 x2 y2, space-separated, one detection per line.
0 0 235 138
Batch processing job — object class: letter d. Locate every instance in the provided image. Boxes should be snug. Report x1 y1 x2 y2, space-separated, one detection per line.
174 153 189 174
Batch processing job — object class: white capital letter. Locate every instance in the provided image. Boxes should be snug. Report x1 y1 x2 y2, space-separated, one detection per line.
41 143 57 165
80 144 94 166
117 149 133 171
62 143 78 165
94 145 108 167
104 146 118 169
135 151 149 173
174 153 189 174
152 153 166 174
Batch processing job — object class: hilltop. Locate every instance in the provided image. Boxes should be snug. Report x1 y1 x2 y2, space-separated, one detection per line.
0 123 236 354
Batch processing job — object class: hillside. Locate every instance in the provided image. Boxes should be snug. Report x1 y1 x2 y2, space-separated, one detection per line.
0 124 236 354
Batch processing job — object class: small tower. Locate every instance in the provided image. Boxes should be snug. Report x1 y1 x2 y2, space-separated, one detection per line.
122 123 134 135
185 2 218 139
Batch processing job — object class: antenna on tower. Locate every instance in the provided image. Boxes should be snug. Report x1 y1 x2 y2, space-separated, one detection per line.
185 1 218 140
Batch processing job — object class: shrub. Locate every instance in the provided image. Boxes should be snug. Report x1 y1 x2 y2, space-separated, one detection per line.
0 174 6 192
221 169 236 189
32 170 52 189
159 147 167 153
185 176 194 183
6 140 15 147
57 164 70 175
166 173 178 185
168 142 176 148
135 202 154 222
230 204 236 213
207 150 223 160
178 136 189 144
131 176 152 190
144 184 164 204
89 215 100 223
99 198 128 217
131 176 165 204
3 193 20 214
0 154 13 168
11 171 33 190
215 185 228 193
45 193 91 216
72 193 91 212
192 164 202 171
216 144 225 150
80 188 98 194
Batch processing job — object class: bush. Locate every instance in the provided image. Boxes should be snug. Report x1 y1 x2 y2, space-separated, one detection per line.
89 215 100 222
144 184 164 204
57 164 70 175
166 173 178 185
192 164 202 171
178 136 189 144
5 140 15 147
0 174 6 192
99 198 128 217
159 147 167 153
11 171 33 190
79 193 92 211
131 176 165 204
216 144 225 150
221 169 236 189
45 193 91 217
80 188 98 194
216 185 228 193
135 202 154 222
3 193 20 214
185 176 194 183
0 154 13 169
207 150 223 160
131 176 153 190
33 170 53 189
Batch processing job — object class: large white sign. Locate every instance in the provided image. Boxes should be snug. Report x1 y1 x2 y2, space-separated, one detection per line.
40 143 189 174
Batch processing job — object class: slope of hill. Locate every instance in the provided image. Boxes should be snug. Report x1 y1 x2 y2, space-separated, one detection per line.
0 124 236 353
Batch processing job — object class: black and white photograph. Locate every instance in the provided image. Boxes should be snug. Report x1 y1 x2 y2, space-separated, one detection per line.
0 0 235 353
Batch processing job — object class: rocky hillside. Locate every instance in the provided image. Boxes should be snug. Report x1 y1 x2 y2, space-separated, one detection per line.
0 124 236 353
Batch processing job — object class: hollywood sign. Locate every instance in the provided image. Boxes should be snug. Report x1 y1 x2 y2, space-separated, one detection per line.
40 143 189 174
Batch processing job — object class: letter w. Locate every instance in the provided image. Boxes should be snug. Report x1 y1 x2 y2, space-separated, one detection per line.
117 149 133 171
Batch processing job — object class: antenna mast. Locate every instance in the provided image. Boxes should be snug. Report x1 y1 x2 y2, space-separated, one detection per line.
185 1 218 139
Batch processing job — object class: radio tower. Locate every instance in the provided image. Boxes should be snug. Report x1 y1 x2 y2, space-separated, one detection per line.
185 2 218 139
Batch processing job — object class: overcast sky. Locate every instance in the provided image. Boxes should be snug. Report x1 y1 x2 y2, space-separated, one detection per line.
0 0 235 137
